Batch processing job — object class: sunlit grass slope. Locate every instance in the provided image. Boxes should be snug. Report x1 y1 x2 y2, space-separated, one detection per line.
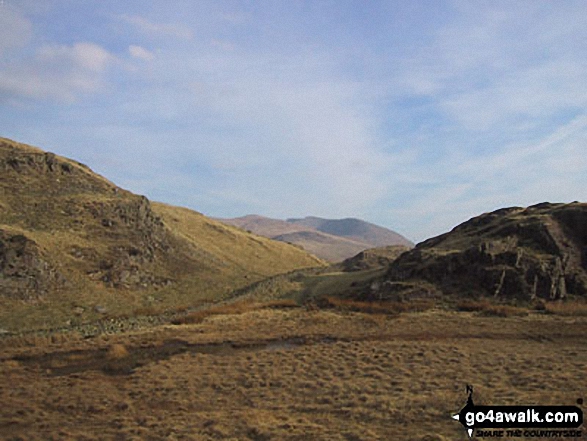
0 137 323 331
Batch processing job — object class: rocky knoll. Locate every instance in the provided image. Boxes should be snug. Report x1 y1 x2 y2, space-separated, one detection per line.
373 202 587 301
0 228 65 300
0 138 180 294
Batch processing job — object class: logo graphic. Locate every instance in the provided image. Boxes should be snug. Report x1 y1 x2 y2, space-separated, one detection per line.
452 385 583 438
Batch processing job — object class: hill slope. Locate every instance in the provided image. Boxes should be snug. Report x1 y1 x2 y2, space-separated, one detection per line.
0 137 323 330
371 202 587 302
219 215 413 262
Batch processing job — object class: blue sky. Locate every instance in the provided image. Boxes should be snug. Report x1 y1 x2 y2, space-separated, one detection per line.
1 0 586 242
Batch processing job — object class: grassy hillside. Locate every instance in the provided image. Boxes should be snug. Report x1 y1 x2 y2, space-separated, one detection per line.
152 203 325 279
0 137 323 331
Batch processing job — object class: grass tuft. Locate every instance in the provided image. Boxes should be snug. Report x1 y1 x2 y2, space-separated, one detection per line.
106 344 129 360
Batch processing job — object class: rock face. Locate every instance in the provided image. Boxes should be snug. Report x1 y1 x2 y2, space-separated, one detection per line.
0 229 65 300
375 203 587 301
0 139 177 291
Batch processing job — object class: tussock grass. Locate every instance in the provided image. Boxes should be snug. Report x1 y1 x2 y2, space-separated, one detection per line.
545 300 587 316
456 300 528 317
106 344 129 360
456 299 494 312
479 304 529 317
171 299 300 325
3 309 586 440
319 296 435 315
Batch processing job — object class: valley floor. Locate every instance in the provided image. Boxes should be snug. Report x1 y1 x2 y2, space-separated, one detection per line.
1 308 586 440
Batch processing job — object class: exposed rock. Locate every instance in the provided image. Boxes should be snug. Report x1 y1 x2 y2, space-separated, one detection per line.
376 202 587 301
94 305 107 314
341 245 411 272
0 229 65 300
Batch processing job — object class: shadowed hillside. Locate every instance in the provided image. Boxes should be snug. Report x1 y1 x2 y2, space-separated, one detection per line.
370 202 587 302
0 137 323 331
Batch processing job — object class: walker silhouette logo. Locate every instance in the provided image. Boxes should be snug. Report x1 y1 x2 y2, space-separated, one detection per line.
451 385 583 438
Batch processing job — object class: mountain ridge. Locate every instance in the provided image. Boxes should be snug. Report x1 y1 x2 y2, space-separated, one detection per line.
218 215 413 262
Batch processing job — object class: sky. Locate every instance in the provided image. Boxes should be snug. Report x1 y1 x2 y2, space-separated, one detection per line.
1 0 586 243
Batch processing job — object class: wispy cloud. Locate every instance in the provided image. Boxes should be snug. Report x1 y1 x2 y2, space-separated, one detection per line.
0 4 32 56
1 1 586 243
0 42 115 102
118 14 193 40
128 45 154 61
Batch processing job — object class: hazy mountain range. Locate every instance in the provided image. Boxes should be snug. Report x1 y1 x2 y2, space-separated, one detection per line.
217 215 413 262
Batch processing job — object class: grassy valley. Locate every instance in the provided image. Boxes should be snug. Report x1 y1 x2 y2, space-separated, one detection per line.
1 137 586 440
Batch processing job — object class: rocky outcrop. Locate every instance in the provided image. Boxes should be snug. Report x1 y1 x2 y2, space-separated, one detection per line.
375 202 587 301
0 229 65 300
341 245 410 272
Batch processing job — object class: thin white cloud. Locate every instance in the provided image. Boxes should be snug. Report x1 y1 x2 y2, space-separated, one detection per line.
392 1 587 132
2 1 586 244
0 42 115 101
118 14 192 40
385 114 587 241
129 45 154 61
0 4 32 56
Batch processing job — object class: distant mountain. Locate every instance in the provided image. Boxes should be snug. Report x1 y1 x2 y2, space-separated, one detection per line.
370 202 587 302
221 215 308 237
287 216 414 249
219 215 413 262
0 137 323 331
273 231 376 264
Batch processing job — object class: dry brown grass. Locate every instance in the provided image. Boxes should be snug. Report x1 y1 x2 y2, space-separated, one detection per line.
479 304 529 317
456 299 529 317
456 299 494 312
320 296 435 315
106 343 129 360
545 300 587 316
171 299 300 325
1 309 585 440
